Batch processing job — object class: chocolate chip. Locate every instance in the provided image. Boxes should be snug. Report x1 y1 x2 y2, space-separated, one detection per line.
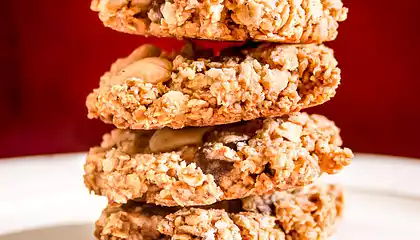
194 150 234 185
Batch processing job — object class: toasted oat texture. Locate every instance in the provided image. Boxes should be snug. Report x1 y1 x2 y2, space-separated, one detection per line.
90 0 347 43
84 112 353 206
86 43 342 130
95 184 343 240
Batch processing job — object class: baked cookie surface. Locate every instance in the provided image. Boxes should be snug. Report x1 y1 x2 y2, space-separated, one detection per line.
95 184 343 240
91 0 347 43
84 112 353 206
87 43 342 130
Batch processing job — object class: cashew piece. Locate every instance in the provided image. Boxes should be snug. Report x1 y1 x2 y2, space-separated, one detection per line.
149 127 212 153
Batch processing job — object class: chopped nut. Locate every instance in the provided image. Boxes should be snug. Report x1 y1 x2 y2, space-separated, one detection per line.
234 2 263 27
278 122 303 142
271 154 292 169
178 164 206 187
110 45 161 74
263 69 290 94
102 156 117 172
161 2 177 25
115 57 172 84
308 0 323 20
110 45 162 77
218 134 250 144
126 173 142 192
159 91 189 116
149 127 211 153
126 44 161 65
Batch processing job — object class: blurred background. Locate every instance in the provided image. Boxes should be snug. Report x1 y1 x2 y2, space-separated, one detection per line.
0 1 419 158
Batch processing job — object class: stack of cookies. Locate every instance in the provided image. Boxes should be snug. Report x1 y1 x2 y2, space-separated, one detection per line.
85 0 353 239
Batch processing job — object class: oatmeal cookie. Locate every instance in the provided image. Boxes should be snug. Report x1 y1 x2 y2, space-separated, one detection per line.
90 0 347 43
84 112 352 206
95 184 343 240
86 43 342 130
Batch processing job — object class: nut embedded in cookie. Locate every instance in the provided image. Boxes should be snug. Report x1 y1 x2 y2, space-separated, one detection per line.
90 0 348 43
94 184 343 240
84 112 353 206
86 42 342 130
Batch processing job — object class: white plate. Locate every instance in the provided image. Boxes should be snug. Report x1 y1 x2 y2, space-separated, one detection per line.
1 153 420 239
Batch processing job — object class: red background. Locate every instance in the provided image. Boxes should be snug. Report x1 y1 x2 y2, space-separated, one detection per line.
1 1 419 158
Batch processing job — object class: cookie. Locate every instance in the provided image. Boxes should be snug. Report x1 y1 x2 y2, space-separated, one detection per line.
86 43 342 130
95 184 343 240
84 112 353 206
90 0 347 43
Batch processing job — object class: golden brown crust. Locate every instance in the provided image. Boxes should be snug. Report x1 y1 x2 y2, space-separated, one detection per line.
90 0 347 43
95 184 343 240
84 112 353 206
86 43 341 130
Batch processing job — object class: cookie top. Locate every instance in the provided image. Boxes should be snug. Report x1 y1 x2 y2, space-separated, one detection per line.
91 0 347 43
87 43 341 130
84 112 353 206
95 184 343 240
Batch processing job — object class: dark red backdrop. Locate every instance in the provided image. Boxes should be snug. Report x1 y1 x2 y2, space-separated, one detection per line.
1 1 419 158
